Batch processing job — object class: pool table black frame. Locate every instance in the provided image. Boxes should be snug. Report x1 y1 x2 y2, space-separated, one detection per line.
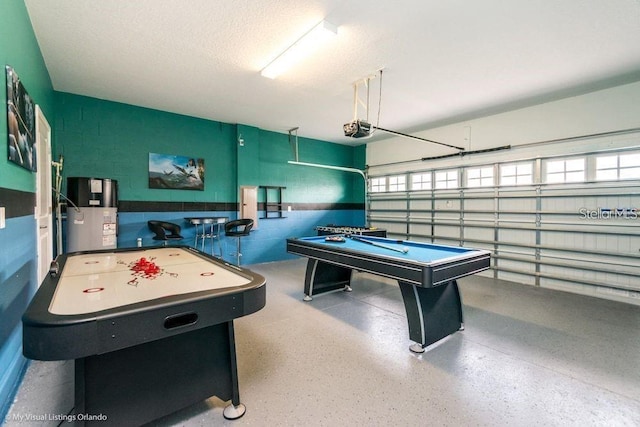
286 236 491 352
22 245 266 425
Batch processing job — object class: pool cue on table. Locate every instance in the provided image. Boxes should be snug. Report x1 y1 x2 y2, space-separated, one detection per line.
348 235 409 254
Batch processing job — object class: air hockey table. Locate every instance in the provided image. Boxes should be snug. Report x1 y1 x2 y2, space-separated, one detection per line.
286 235 490 353
22 246 266 426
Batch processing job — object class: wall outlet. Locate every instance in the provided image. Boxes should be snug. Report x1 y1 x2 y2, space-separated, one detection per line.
0 207 5 229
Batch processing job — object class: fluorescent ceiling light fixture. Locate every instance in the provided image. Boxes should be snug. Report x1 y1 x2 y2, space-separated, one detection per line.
261 20 338 79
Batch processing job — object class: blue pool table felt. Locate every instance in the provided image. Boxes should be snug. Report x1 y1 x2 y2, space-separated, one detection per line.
301 235 473 263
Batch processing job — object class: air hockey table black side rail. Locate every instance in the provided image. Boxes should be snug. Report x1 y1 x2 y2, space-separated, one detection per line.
22 246 266 426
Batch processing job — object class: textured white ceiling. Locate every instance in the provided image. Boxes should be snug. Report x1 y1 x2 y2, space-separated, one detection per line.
24 0 640 146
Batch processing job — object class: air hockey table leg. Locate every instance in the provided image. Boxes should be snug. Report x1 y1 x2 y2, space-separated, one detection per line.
224 321 247 420
223 403 246 420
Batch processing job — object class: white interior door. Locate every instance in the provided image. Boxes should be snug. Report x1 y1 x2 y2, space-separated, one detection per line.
35 105 53 285
240 186 258 229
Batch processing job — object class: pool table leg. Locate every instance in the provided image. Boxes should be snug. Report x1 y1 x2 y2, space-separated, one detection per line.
303 259 353 301
398 280 464 353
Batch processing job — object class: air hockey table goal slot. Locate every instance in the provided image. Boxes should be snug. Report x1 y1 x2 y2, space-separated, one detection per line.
164 312 199 329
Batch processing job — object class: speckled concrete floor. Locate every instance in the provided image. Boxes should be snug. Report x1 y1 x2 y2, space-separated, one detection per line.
6 259 640 426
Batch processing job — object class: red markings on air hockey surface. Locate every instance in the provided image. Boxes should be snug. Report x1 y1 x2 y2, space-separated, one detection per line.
131 257 162 278
121 255 182 286
78 251 213 291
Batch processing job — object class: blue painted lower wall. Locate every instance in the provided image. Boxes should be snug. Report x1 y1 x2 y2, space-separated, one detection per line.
0 216 37 418
117 209 365 265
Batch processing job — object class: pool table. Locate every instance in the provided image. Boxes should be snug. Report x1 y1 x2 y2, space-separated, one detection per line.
286 235 490 352
22 246 266 425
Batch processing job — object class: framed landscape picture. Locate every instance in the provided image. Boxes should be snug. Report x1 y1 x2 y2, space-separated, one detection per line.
6 65 37 172
148 152 205 190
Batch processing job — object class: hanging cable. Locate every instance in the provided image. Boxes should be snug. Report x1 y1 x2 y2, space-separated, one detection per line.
370 69 383 137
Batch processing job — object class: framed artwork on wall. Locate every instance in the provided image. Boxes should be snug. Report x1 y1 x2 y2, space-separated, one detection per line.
148 152 205 190
6 65 37 172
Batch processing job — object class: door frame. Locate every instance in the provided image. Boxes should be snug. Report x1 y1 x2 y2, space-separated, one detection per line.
35 105 53 285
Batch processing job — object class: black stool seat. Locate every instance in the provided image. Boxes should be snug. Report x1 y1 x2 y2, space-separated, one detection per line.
224 219 253 237
224 219 253 265
148 221 184 244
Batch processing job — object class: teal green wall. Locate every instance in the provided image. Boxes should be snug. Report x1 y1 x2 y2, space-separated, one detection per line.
56 94 365 205
352 143 367 199
0 0 54 192
236 124 260 189
55 92 238 202
0 0 54 418
238 125 365 203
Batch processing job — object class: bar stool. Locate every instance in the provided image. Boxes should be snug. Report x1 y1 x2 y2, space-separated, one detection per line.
185 217 227 257
147 221 184 246
224 219 253 265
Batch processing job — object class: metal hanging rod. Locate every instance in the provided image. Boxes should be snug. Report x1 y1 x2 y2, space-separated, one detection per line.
372 126 465 151
288 127 299 162
421 144 510 161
